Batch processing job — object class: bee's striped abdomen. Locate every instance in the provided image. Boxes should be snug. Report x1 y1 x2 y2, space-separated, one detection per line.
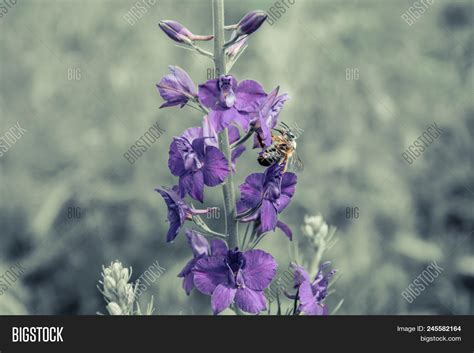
258 145 284 166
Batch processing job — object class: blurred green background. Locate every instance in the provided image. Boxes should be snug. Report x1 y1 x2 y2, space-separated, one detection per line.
0 0 472 315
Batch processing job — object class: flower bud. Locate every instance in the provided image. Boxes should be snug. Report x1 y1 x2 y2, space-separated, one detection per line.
106 302 123 316
120 268 130 281
319 223 329 238
307 214 323 230
157 66 197 109
159 20 214 46
236 10 267 37
100 261 137 315
104 275 116 291
116 280 128 298
303 224 314 237
226 37 248 61
112 261 123 277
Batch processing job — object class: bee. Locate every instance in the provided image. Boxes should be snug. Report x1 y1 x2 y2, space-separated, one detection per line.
257 122 304 172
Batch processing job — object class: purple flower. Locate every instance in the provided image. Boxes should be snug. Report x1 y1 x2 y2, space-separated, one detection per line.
235 11 268 38
159 20 214 45
178 230 227 295
290 262 337 315
237 163 297 239
156 66 197 108
192 244 277 314
155 186 211 242
202 115 246 172
168 127 230 202
225 36 248 62
198 75 267 133
251 86 290 148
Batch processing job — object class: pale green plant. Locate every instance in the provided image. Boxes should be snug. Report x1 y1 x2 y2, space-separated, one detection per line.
98 260 154 315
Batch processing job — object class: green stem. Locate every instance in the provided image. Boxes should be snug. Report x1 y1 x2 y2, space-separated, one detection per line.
212 0 238 249
309 240 325 278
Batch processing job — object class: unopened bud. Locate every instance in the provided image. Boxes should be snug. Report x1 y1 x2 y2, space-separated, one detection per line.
308 214 323 230
226 37 248 60
121 268 130 281
112 261 123 276
319 223 329 238
106 302 123 315
236 10 267 37
104 275 116 290
303 224 314 237
159 20 213 45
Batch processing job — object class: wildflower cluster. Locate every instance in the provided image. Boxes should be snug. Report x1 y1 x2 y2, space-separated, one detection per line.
153 1 339 315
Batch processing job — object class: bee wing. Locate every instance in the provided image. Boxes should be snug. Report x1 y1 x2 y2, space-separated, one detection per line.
287 151 304 172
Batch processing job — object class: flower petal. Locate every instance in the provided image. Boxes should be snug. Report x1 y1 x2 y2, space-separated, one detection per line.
231 110 251 131
207 108 244 133
260 199 278 232
190 170 205 202
235 80 267 113
155 187 187 242
238 173 264 210
291 264 311 287
211 284 237 315
182 126 203 143
178 257 197 278
276 172 297 213
155 187 185 221
298 280 326 315
202 146 230 186
193 256 230 295
210 239 228 256
198 79 220 108
276 220 293 240
178 172 192 197
242 249 277 291
168 139 186 176
258 87 279 118
234 288 267 314
156 66 196 108
170 65 196 95
186 229 210 257
202 115 218 147
257 114 272 148
182 272 195 295
166 219 182 242
178 171 204 202
227 125 241 144
191 137 207 159
156 81 186 107
259 87 289 130
159 99 183 109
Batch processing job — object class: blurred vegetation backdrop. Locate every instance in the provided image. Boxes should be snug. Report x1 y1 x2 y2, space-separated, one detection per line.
0 0 472 315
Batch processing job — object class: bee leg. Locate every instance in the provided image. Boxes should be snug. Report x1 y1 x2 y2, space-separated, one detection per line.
282 155 289 173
